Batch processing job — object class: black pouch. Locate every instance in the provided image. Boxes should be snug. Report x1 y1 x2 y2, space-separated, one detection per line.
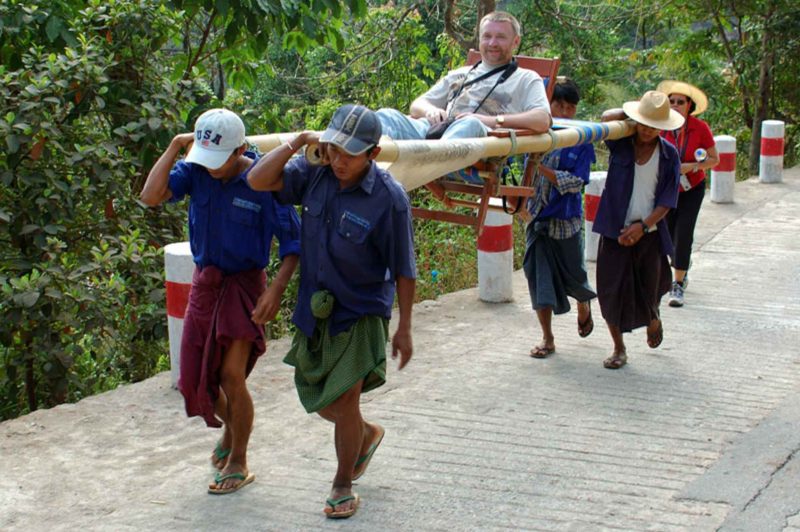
425 117 456 140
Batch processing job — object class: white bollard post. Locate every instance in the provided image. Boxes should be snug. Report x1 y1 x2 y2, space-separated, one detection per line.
759 120 784 184
164 242 194 388
711 135 736 203
478 197 513 303
584 171 606 262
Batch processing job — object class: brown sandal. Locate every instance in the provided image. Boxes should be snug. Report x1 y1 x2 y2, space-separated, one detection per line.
530 345 555 358
603 351 627 369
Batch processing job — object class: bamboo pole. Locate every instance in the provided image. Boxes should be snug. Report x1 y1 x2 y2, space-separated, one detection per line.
247 119 635 191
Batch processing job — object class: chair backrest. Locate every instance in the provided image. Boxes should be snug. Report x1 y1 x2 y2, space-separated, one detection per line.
466 49 560 101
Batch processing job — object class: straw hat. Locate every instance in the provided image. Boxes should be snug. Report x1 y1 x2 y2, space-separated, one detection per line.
656 80 708 115
622 90 685 130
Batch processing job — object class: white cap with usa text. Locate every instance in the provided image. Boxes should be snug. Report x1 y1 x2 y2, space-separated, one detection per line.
185 109 246 170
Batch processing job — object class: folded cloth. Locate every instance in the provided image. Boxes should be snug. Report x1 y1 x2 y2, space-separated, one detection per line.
285 290 387 413
178 265 266 427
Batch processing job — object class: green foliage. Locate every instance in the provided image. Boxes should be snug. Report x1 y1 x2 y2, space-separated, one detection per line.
0 228 168 419
1 0 362 420
411 195 526 302
245 5 456 133
509 0 799 173
0 0 197 419
412 207 480 301
263 247 299 340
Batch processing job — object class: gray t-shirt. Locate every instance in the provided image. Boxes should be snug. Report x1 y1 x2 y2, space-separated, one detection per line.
422 62 550 118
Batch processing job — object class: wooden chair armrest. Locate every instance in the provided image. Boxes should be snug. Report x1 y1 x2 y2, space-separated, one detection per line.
488 128 538 138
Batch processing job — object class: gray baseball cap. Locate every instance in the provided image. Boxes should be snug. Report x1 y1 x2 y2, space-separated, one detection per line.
320 104 382 155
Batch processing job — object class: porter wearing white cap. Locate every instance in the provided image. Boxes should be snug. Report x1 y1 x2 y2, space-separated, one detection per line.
185 109 246 170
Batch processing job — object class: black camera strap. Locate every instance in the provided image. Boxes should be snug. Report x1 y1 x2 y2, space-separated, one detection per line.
446 59 519 118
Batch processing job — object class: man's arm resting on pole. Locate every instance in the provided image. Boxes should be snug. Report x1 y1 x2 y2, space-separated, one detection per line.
140 133 194 206
457 108 551 133
249 131 319 191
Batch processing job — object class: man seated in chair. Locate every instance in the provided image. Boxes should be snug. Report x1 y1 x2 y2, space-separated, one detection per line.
376 11 551 142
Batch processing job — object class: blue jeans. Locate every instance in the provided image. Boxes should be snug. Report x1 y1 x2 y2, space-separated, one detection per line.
375 108 488 140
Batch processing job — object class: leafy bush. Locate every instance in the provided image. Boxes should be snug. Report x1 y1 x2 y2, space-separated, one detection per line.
0 0 364 420
0 1 189 419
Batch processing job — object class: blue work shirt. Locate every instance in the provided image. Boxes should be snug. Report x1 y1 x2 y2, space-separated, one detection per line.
535 142 596 221
275 157 417 338
168 151 301 274
592 137 680 256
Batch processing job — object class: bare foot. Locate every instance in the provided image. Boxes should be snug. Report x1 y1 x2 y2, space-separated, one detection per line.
646 319 663 348
577 302 594 338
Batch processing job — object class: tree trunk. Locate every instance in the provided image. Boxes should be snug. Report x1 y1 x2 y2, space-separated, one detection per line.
4 362 19 420
711 8 753 128
748 4 777 175
443 0 495 52
476 0 496 40
25 357 37 412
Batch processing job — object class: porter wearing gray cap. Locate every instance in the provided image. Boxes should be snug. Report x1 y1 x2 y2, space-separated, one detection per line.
320 104 382 155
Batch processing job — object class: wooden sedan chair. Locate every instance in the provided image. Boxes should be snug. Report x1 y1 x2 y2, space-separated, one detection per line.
411 50 560 233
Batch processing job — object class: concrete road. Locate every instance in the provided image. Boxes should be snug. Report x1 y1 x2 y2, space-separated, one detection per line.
2 169 799 531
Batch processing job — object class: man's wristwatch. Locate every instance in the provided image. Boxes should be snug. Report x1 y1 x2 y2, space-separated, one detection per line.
495 115 505 126
640 221 653 234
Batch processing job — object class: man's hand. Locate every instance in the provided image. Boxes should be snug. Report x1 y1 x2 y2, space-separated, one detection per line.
425 108 448 125
315 141 330 166
391 328 413 370
617 223 644 247
251 286 281 324
172 132 195 152
294 130 321 149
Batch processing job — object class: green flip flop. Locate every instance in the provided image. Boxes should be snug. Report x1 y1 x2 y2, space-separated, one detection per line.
353 426 385 481
325 494 360 519
208 471 255 495
211 441 231 469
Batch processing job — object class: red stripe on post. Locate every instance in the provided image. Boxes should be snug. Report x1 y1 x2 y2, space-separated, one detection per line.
585 194 601 222
717 152 736 172
166 281 191 318
477 224 513 253
761 137 784 157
